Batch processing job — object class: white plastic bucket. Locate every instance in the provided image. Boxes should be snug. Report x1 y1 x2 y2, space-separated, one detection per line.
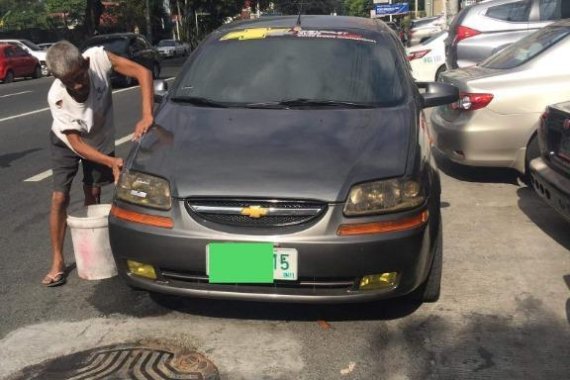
67 204 117 280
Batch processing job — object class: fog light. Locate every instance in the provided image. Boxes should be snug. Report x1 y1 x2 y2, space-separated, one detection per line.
359 272 398 290
127 260 157 280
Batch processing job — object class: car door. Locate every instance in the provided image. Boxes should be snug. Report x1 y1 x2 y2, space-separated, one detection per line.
3 46 15 75
128 37 149 69
13 46 34 75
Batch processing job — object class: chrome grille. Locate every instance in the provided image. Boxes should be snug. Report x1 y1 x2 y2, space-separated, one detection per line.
186 199 327 227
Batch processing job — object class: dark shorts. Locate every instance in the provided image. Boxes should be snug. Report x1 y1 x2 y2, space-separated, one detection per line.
49 131 114 193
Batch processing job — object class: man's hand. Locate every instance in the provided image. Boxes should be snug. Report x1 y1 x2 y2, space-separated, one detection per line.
111 157 124 184
133 115 154 141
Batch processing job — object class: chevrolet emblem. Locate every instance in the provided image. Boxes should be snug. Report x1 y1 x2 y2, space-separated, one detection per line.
241 205 268 218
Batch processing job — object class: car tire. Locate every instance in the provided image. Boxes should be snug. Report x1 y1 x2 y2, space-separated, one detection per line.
4 70 14 83
152 63 161 79
32 65 42 79
523 134 540 184
435 65 446 81
410 218 442 303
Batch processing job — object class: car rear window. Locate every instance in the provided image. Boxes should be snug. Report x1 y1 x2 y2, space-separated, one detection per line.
174 30 406 106
480 26 569 69
485 0 532 22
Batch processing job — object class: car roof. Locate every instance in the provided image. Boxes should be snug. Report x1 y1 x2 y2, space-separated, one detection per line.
218 15 391 34
87 33 140 41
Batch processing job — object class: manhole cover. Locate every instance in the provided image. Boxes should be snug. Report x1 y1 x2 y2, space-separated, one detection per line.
10 343 219 380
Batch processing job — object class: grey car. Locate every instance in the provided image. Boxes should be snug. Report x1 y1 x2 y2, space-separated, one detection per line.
108 16 458 303
446 0 570 69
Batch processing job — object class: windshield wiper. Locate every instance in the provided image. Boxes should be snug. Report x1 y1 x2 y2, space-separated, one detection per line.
171 96 229 108
245 98 375 109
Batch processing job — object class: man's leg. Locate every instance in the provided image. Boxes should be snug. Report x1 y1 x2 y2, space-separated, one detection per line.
43 191 69 285
83 185 101 205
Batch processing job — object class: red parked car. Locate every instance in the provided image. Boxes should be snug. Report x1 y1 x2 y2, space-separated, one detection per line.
0 43 42 83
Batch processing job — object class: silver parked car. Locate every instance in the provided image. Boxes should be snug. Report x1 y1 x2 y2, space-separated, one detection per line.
431 20 570 174
446 0 570 69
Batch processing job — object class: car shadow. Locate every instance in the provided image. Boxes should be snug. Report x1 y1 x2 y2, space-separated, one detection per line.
434 150 520 185
148 293 422 322
516 187 570 251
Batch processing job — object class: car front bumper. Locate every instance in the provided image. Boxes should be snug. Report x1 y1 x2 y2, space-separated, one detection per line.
430 106 539 173
530 157 570 222
109 201 439 303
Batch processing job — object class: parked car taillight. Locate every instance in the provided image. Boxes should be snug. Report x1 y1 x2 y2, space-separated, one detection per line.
407 49 431 61
450 92 493 111
453 26 480 44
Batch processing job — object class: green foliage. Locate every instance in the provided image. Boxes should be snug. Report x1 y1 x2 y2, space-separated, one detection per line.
45 0 86 29
0 0 51 30
343 0 372 17
273 0 344 15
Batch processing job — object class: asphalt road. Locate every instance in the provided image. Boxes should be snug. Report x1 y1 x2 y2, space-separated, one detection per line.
1 57 569 379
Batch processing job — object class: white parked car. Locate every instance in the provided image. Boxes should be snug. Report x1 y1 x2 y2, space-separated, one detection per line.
156 39 189 58
406 31 447 82
0 39 48 75
407 15 446 47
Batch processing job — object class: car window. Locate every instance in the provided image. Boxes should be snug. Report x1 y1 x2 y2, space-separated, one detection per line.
137 37 151 49
486 0 532 22
539 0 562 21
174 32 406 106
4 47 14 57
132 37 147 51
12 46 28 56
481 26 569 69
85 38 128 54
159 40 175 47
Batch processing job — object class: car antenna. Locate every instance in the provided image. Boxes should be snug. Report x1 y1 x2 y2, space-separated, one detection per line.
293 1 304 31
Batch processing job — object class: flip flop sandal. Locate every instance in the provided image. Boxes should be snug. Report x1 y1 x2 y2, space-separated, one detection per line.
42 271 66 287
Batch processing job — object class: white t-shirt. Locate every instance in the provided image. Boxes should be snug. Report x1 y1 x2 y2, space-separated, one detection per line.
48 46 115 155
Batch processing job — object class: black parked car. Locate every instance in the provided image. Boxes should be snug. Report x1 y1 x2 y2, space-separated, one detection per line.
82 33 161 86
109 16 458 303
530 101 570 222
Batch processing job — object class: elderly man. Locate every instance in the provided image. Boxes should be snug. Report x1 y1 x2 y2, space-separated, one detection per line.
42 40 154 286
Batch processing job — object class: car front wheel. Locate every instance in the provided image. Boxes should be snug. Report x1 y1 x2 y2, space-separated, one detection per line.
32 65 42 79
3 70 14 83
152 63 160 79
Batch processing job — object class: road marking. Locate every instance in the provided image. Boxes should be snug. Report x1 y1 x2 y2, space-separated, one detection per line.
0 107 50 123
24 133 135 182
1 77 175 124
0 90 32 98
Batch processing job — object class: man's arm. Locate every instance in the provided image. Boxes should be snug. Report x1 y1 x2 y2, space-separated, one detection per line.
106 51 154 140
65 132 124 183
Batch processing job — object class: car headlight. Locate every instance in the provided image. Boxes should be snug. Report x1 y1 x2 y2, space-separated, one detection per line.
344 179 424 216
116 171 171 210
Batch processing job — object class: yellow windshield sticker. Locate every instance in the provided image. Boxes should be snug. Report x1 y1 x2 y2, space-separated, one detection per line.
220 28 291 41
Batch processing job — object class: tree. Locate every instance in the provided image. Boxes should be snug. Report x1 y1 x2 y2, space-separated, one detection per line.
84 0 103 36
45 0 85 29
0 0 50 30
343 0 372 17
273 0 344 15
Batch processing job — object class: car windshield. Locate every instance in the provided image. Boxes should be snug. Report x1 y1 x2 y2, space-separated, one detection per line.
84 38 128 54
421 31 446 45
173 31 405 107
481 26 570 69
19 39 42 51
158 40 175 47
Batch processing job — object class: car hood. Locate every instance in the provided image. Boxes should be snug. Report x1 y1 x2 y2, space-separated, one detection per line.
130 103 413 202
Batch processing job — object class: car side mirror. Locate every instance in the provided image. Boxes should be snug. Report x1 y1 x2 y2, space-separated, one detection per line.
417 82 459 108
153 79 168 103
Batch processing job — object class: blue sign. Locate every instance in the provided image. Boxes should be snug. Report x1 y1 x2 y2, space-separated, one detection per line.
375 3 410 16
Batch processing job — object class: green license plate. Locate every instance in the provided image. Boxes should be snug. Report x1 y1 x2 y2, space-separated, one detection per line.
207 243 298 283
